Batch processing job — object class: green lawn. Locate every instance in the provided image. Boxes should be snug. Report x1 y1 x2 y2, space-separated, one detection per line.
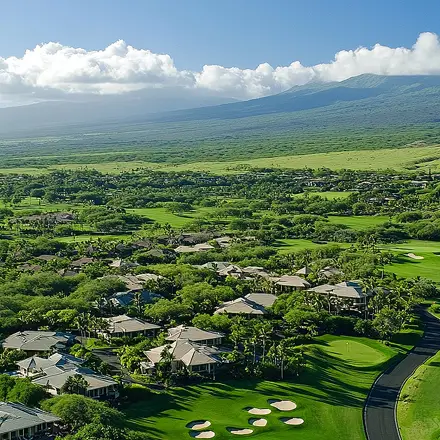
124 333 419 440
274 239 350 254
128 207 213 228
381 240 440 282
398 349 440 440
293 191 354 200
326 215 391 230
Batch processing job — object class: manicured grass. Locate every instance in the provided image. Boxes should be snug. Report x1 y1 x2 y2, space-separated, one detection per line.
294 191 354 200
326 215 390 230
124 333 419 440
274 239 350 254
57 234 131 243
128 207 213 228
398 349 440 440
381 240 440 282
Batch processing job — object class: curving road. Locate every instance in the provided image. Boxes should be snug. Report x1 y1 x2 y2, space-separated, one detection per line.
364 308 440 440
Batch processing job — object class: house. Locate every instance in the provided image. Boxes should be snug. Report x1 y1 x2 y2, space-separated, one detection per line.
214 236 232 248
142 340 224 376
3 331 75 355
35 254 59 262
17 353 84 378
132 239 153 250
275 275 311 291
319 266 343 279
308 281 370 312
108 259 138 270
109 290 161 308
242 266 272 278
175 243 215 253
215 297 267 317
101 315 160 339
166 325 224 346
70 257 94 269
18 264 41 273
197 261 231 271
0 402 60 440
217 265 244 279
57 268 78 277
136 273 165 283
32 368 119 399
244 293 277 309
295 266 312 276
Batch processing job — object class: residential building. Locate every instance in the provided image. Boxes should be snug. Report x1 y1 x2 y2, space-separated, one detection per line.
0 402 60 440
215 297 267 317
244 293 277 309
166 325 224 346
101 315 160 339
17 353 84 378
70 257 94 269
3 331 75 355
275 275 311 291
175 243 215 253
295 266 312 276
109 290 161 308
142 340 224 376
32 368 119 399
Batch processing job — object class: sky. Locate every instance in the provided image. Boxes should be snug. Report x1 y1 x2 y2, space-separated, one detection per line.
0 0 440 104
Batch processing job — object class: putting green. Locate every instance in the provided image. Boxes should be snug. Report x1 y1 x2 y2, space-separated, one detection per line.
326 339 388 367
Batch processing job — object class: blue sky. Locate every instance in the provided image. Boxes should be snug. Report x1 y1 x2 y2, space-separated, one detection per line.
0 0 437 70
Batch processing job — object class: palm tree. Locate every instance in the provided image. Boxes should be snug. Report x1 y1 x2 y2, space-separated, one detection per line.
61 374 89 395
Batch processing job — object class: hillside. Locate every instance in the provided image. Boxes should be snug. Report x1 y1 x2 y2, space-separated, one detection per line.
2 74 440 167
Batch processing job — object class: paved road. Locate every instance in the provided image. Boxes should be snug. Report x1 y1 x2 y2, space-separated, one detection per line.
364 308 440 440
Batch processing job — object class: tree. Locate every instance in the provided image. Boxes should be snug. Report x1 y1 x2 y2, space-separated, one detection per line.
42 394 123 430
7 379 47 407
63 423 149 440
373 307 404 341
61 374 89 395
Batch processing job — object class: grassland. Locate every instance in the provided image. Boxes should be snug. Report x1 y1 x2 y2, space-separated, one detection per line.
125 333 419 440
397 349 440 440
3 145 440 175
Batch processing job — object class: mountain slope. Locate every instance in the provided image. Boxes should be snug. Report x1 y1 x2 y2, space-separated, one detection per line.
147 74 440 122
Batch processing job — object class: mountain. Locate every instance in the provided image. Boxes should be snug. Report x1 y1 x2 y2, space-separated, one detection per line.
0 88 238 135
146 74 440 123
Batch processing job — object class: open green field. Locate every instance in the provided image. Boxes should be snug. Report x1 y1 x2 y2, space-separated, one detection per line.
398 349 440 440
3 145 440 175
128 207 214 228
275 239 350 254
125 333 419 440
381 240 440 282
294 191 354 200
327 215 390 230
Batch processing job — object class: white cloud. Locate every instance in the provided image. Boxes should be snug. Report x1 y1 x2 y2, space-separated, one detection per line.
1 32 440 102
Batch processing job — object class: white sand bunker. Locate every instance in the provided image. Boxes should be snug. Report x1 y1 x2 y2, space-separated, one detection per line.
189 430 215 438
281 417 304 426
227 428 254 435
249 418 267 427
187 421 211 430
268 399 297 411
246 407 271 415
406 253 424 260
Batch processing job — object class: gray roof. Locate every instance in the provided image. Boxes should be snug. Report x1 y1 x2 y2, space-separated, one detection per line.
215 298 267 315
309 281 368 299
32 367 117 391
245 293 277 308
197 262 231 271
17 353 84 373
0 402 60 434
109 290 161 307
145 340 222 367
104 315 160 334
3 331 74 352
175 243 215 253
166 325 224 343
275 275 311 288
295 266 312 275
70 257 94 267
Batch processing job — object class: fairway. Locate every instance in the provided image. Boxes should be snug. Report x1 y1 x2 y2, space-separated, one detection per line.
274 239 349 254
381 240 440 282
398 350 440 440
124 335 415 440
326 215 390 230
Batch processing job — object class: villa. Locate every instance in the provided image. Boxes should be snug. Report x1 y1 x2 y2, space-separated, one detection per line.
101 315 160 339
166 325 224 346
3 331 76 355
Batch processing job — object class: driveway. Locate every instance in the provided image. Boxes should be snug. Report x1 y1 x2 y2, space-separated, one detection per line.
364 308 440 440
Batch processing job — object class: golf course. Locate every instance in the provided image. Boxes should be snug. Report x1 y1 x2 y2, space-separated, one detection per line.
124 333 420 440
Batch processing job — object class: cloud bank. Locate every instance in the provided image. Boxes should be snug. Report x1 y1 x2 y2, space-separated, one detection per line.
2 32 440 103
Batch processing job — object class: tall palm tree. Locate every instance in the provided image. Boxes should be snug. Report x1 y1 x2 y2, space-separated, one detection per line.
61 374 89 395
